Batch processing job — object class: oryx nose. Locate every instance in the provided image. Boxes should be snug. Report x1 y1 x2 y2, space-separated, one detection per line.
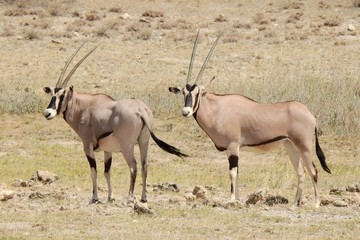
182 107 191 117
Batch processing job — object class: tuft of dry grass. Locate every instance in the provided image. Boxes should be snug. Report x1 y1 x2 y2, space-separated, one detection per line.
142 10 164 18
214 14 228 22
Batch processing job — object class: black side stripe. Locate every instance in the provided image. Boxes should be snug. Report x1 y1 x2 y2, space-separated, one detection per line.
94 131 113 150
245 136 288 147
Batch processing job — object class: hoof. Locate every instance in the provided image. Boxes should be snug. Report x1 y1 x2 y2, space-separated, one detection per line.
91 199 102 204
108 197 115 203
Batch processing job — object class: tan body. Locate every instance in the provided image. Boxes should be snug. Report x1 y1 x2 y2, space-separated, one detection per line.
44 44 186 203
169 30 330 208
170 86 330 208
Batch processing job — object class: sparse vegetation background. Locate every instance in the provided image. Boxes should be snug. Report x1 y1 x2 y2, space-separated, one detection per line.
0 0 359 239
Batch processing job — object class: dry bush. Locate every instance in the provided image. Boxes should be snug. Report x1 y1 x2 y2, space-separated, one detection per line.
4 8 37 16
173 19 192 29
86 11 101 21
233 22 251 29
253 13 268 25
95 25 108 37
66 19 87 33
157 22 173 30
281 1 304 10
142 10 164 18
23 27 40 40
0 24 15 37
222 32 239 43
319 1 331 9
108 7 122 13
353 0 360 7
214 14 228 22
286 12 303 24
324 16 342 27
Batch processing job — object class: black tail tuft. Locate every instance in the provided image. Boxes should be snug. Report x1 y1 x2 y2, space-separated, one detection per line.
315 128 331 174
150 132 189 158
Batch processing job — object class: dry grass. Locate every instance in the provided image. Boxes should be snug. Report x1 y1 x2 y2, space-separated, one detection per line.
0 0 359 239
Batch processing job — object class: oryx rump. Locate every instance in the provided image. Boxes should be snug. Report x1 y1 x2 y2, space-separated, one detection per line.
44 43 187 204
169 31 331 208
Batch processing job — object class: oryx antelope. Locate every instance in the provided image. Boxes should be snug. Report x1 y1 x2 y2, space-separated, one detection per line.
169 31 331 208
44 43 187 204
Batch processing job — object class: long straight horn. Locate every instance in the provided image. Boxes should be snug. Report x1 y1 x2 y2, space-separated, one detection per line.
194 33 221 84
56 43 85 88
186 29 200 84
61 42 102 88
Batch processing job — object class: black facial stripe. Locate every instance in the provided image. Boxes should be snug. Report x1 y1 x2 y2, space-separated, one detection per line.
47 96 57 109
56 92 66 114
193 92 200 112
185 93 192 107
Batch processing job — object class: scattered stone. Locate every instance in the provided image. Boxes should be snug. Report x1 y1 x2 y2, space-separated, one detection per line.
192 185 207 199
348 24 356 31
0 182 7 189
265 195 289 206
346 183 360 193
153 183 179 192
29 192 45 199
330 187 344 195
0 190 15 201
333 200 348 207
12 179 35 187
134 202 153 215
246 189 268 205
31 171 59 184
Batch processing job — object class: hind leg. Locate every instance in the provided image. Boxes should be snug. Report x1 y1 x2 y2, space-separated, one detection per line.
121 145 137 204
300 150 320 208
284 141 305 207
104 151 114 202
138 128 150 203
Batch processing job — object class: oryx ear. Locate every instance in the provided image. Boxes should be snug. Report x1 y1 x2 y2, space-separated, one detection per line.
169 87 183 94
43 87 52 94
69 85 74 92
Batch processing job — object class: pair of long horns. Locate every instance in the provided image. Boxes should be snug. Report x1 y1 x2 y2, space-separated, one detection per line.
186 30 221 84
55 42 102 88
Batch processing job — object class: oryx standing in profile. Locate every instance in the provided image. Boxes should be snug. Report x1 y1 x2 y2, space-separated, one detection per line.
44 43 187 204
169 31 331 208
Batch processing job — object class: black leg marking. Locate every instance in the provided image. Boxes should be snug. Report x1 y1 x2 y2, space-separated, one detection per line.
228 155 239 195
105 157 112 173
86 155 97 171
228 155 239 170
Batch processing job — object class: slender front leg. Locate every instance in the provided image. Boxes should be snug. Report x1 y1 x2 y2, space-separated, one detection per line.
227 143 240 202
86 154 99 203
104 151 114 202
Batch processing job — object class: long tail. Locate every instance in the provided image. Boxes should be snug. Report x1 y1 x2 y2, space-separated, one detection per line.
141 117 188 158
315 128 331 174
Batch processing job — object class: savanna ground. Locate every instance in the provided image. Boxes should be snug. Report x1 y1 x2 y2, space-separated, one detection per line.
0 0 359 239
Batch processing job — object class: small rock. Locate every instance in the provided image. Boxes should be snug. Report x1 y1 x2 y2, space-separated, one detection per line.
192 185 209 201
348 24 356 31
134 202 153 215
265 195 289 206
246 189 268 205
346 183 360 193
0 190 15 201
0 182 7 189
330 187 344 195
333 200 348 207
31 170 59 184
